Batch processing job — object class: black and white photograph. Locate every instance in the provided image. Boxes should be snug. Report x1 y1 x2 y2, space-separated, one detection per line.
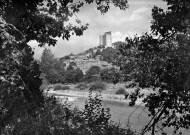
0 0 190 134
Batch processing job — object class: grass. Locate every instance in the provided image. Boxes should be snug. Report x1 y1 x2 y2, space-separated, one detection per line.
54 84 70 90
115 88 126 95
89 81 106 91
75 82 88 90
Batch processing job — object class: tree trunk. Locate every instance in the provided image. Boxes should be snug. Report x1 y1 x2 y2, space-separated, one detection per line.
151 122 155 135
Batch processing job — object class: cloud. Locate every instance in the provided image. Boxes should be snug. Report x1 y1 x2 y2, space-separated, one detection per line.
30 0 168 59
129 7 150 21
112 31 123 42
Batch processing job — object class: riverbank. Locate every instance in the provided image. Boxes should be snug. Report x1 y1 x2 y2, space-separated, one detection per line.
45 83 152 105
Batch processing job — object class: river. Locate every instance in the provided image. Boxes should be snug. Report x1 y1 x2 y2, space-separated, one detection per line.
53 94 190 135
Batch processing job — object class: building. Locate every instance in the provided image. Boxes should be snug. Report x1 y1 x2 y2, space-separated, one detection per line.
99 31 112 47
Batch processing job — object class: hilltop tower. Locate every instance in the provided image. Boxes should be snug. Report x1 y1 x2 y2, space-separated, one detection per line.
99 31 112 47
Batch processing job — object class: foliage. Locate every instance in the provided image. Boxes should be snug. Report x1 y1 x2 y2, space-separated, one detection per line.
1 94 136 135
64 55 70 60
125 82 137 88
0 0 129 133
76 82 88 90
89 81 106 91
100 68 114 82
115 88 127 95
100 68 120 83
0 18 44 131
40 48 66 84
112 41 127 50
54 84 70 91
118 0 190 134
101 47 118 63
0 0 128 47
85 66 101 82
65 66 84 84
82 92 111 133
40 53 84 84
75 68 84 82
64 69 76 84
40 49 84 84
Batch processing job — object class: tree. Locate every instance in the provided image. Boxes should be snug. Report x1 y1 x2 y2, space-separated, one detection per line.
101 47 118 63
0 18 44 131
0 0 128 132
40 48 56 74
112 41 127 50
85 66 101 82
118 1 190 134
100 68 120 83
65 70 76 84
40 48 66 83
0 0 128 46
75 68 84 82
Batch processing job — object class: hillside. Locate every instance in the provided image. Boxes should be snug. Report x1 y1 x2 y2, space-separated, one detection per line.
60 45 120 73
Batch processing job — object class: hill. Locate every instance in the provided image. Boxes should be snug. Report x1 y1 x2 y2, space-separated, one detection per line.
60 45 121 73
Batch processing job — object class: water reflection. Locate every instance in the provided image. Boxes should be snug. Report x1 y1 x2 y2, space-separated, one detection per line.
72 97 149 131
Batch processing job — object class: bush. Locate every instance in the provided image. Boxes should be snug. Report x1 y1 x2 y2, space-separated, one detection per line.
115 88 126 95
6 95 137 135
125 82 136 88
75 68 84 82
85 66 100 82
100 68 120 83
89 82 106 91
54 84 70 90
76 82 88 90
101 47 118 63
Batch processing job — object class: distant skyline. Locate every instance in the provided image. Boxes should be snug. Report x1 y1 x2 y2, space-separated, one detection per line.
29 0 168 59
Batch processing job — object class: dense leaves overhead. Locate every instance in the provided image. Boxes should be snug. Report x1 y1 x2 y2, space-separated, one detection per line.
0 0 128 46
151 0 190 38
118 0 190 134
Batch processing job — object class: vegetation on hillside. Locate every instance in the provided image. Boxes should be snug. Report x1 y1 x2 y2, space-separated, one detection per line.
100 68 121 83
85 66 101 82
40 48 85 84
101 47 119 64
89 82 106 91
76 82 89 90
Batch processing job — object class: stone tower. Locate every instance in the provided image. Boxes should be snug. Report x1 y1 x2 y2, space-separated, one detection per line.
99 31 112 47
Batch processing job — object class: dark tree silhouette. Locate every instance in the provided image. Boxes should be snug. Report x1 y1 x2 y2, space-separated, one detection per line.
0 0 129 132
118 0 190 134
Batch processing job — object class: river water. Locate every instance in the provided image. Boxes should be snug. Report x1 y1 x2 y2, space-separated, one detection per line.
72 97 149 130
54 95 190 135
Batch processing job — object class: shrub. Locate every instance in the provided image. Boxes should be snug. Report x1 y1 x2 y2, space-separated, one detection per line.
100 68 120 83
100 68 112 82
75 68 84 82
7 94 137 135
101 47 118 63
76 82 88 90
54 84 70 90
61 85 70 90
115 88 126 95
125 82 136 88
85 66 100 82
40 84 49 90
89 82 106 91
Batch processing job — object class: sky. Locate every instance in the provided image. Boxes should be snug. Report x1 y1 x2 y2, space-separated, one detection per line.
29 0 168 59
